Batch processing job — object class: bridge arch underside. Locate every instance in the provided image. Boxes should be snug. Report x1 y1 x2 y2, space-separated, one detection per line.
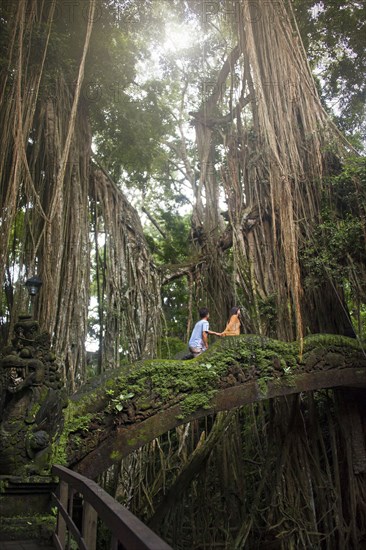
74 367 366 479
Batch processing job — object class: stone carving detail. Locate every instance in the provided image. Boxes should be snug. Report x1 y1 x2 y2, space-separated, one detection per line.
0 316 67 475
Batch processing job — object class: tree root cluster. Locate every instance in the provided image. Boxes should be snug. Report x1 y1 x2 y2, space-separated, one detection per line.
108 389 366 549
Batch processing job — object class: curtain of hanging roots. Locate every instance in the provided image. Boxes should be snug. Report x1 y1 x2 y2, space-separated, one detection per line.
0 0 95 390
0 0 55 327
234 0 325 340
110 393 366 550
0 0 162 387
215 0 358 341
92 168 162 368
190 48 240 327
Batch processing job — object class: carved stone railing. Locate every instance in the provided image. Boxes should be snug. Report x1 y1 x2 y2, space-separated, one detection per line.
52 464 172 550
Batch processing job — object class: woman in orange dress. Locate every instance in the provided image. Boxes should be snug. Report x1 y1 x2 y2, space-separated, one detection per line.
221 307 241 336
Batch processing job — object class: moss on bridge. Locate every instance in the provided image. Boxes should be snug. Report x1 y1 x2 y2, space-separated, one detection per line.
52 333 366 472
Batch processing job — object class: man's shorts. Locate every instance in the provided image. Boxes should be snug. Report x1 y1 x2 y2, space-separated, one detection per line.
189 346 205 358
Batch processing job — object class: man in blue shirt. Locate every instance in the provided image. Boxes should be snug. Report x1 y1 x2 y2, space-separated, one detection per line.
188 307 222 357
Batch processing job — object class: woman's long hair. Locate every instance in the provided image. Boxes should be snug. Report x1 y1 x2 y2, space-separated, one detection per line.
229 306 240 317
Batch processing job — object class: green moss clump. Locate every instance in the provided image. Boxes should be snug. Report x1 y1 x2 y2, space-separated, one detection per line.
51 402 94 465
257 377 269 397
302 333 362 352
110 450 122 461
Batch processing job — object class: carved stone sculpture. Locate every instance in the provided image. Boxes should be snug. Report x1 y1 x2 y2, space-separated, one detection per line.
0 316 67 475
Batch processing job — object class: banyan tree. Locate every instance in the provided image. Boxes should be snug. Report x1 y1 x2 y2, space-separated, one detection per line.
189 0 362 341
0 0 162 389
1 1 366 549
1 0 362 379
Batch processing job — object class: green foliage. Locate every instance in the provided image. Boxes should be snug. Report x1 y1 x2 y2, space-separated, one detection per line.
159 336 187 359
301 157 366 287
327 156 366 214
294 1 366 142
106 389 135 413
145 211 191 341
92 84 170 181
301 215 364 285
147 211 191 264
84 2 173 182
257 294 278 337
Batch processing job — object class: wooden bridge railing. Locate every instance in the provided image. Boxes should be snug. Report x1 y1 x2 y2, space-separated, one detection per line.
51 464 172 550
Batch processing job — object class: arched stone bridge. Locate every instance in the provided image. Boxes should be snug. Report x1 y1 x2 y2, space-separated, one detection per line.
64 335 366 479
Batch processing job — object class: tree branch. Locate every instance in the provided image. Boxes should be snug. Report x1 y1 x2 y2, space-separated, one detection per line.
142 207 167 239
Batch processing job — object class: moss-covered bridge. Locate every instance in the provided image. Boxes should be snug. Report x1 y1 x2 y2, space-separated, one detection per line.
58 334 366 479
